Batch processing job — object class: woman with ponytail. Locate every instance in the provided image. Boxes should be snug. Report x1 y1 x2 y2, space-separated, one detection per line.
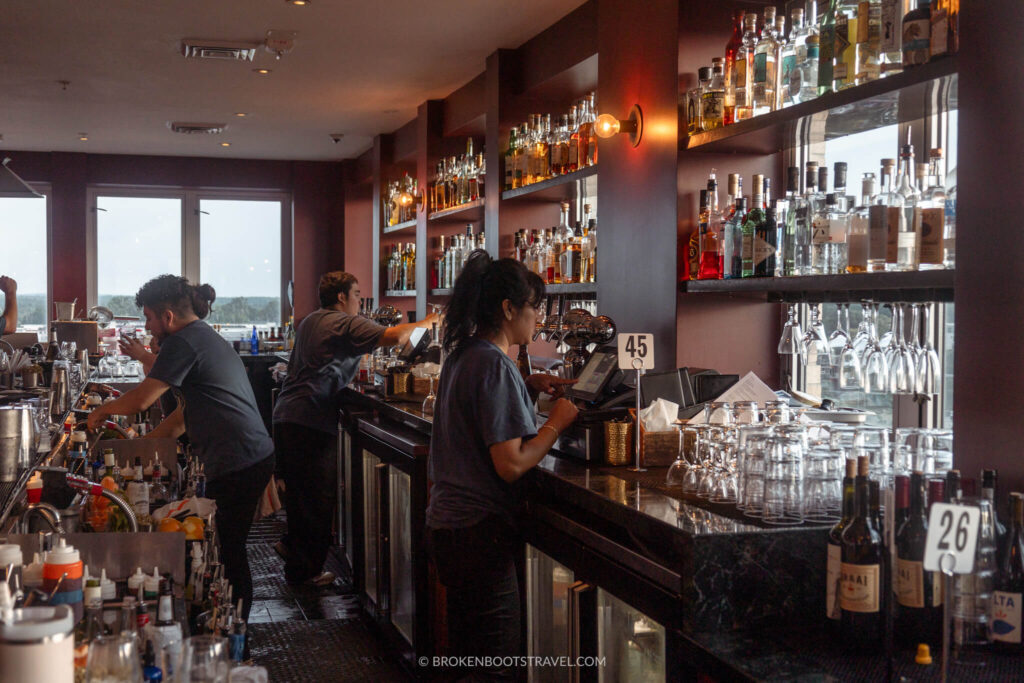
88 274 274 647
426 250 578 679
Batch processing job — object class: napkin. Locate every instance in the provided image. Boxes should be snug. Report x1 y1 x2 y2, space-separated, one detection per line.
640 398 678 432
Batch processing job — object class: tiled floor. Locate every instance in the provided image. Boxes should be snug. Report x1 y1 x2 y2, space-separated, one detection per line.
246 512 410 681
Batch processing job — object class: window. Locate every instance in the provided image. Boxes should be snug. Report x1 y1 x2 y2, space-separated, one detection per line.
0 191 48 336
199 199 282 330
88 189 291 329
95 195 182 317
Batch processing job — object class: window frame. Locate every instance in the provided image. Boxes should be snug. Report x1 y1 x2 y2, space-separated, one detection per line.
86 186 293 323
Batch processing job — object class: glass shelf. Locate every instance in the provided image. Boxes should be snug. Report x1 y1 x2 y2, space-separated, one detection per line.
679 270 954 303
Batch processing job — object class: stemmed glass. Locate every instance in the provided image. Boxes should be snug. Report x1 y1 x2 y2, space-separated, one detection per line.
828 303 852 364
421 368 440 417
666 427 695 487
801 304 831 368
916 303 942 395
861 305 889 394
888 303 917 394
778 304 804 356
851 302 873 360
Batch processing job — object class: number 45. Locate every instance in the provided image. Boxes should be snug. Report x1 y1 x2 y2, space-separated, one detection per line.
625 335 648 358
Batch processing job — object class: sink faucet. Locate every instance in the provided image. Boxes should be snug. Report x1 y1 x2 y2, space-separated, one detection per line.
18 502 61 534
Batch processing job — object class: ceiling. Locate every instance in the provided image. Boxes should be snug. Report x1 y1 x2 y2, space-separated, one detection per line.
0 0 587 161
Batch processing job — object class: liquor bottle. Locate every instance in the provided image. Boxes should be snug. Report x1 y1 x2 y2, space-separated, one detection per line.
902 0 931 67
895 141 920 271
690 67 711 134
818 0 839 95
840 455 885 652
752 7 779 116
793 162 817 276
584 92 598 166
699 174 722 280
894 474 911 532
701 61 726 131
771 17 788 111
875 158 905 271
896 471 943 648
249 326 258 355
943 157 957 268
735 14 758 121
831 0 857 91
833 162 849 211
504 129 516 191
586 217 597 283
828 458 857 628
757 201 779 278
930 0 959 58
150 462 171 510
575 101 591 171
954 485 997 664
945 468 961 502
847 173 875 273
557 203 580 284
690 189 708 281
917 148 947 269
540 116 552 181
982 469 1009 551
723 197 747 280
993 493 1024 651
723 9 746 125
779 12 800 108
547 226 562 285
855 0 881 85
817 193 850 275
781 166 800 275
879 0 905 76
741 174 766 277
566 106 580 173
554 115 570 175
127 457 150 517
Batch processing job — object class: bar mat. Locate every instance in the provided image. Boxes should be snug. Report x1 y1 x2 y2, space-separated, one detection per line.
248 618 410 682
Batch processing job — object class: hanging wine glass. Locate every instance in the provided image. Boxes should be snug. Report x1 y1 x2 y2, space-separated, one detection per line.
828 303 852 365
777 304 804 355
916 303 942 395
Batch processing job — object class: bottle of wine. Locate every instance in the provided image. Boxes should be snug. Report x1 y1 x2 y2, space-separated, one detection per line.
840 455 885 652
828 458 857 628
993 492 1024 651
982 469 1009 555
896 471 942 648
894 474 910 533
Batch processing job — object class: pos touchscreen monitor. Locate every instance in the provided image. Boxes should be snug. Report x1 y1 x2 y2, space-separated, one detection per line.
569 350 619 403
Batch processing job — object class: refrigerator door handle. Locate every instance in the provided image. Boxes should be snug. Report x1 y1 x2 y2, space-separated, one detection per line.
376 462 390 616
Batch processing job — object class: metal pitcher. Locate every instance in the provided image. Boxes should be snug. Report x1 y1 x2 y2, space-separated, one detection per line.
0 406 35 482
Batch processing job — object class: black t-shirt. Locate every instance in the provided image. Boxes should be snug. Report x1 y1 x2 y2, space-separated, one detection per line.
273 309 385 434
426 338 537 529
147 320 273 482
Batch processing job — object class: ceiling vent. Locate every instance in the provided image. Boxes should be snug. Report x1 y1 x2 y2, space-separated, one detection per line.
168 122 227 135
181 39 259 62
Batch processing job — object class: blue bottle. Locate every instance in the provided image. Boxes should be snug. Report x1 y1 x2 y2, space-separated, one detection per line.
250 326 259 355
142 640 163 682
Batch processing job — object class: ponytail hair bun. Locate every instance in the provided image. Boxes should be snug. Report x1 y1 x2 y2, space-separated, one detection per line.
192 283 216 319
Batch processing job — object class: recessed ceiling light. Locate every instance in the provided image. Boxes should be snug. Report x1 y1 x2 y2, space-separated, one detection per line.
254 68 271 75
221 142 231 147
286 0 310 5
78 133 89 141
234 112 248 117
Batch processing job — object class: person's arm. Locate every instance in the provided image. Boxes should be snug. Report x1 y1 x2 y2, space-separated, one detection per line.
489 398 578 483
377 312 440 348
525 374 577 402
86 377 169 430
145 405 185 440
118 337 157 373
0 277 17 335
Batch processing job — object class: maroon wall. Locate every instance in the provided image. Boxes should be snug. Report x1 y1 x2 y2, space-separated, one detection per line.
2 150 344 321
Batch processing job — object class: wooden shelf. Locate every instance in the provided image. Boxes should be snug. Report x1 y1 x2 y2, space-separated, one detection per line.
428 198 484 222
429 288 452 296
679 269 954 303
384 290 417 298
383 219 417 234
501 165 598 201
681 57 958 155
545 282 597 295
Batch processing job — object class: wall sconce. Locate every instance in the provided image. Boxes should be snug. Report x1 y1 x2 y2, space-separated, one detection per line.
398 189 425 212
595 104 643 147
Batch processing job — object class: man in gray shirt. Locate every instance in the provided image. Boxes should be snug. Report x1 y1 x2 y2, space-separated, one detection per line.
273 271 436 584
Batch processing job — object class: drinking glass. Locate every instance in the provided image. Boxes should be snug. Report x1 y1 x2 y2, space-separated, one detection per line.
801 304 831 368
855 427 891 481
666 428 694 487
888 303 918 395
736 425 772 510
733 401 762 425
838 332 864 390
710 426 739 503
804 446 842 523
704 402 735 425
777 304 804 355
740 430 774 518
851 302 873 360
828 303 852 364
861 309 889 394
763 400 791 424
421 374 437 417
682 425 712 495
916 303 942 396
85 633 142 683
182 635 230 683
763 436 804 526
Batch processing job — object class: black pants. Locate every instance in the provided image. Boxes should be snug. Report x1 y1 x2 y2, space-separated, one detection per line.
204 455 275 623
427 516 521 681
274 422 337 583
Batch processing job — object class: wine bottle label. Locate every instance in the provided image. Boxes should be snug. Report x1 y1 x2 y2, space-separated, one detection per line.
733 57 747 88
902 19 931 65
992 591 1023 643
897 232 917 250
880 0 900 52
917 208 944 264
840 562 880 613
835 15 851 57
896 558 925 608
812 216 830 244
753 236 776 267
827 543 842 620
702 92 725 123
754 53 768 85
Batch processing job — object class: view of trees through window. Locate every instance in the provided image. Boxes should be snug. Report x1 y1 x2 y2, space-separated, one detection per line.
0 194 48 334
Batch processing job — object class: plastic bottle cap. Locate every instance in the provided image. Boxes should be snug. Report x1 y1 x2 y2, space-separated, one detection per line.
127 566 146 591
44 538 80 565
144 567 161 594
915 643 932 665
0 543 23 567
104 452 115 467
26 472 42 490
100 569 116 600
71 431 87 443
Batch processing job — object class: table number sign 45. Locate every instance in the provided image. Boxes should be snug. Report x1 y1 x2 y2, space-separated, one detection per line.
617 333 655 371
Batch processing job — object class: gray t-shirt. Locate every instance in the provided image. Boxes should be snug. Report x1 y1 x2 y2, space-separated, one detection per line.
426 338 537 529
147 320 274 482
273 309 385 434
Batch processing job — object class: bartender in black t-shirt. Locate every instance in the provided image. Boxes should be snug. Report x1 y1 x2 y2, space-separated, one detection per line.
88 275 274 625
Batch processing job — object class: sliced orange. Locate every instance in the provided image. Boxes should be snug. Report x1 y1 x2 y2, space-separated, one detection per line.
100 476 119 492
181 516 205 540
158 517 183 533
